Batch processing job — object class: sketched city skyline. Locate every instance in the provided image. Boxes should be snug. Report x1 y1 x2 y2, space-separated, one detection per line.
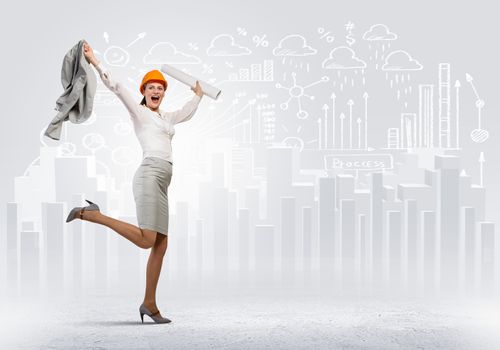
1 22 496 298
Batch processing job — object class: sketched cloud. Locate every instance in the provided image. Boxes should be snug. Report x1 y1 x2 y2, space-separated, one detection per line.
322 46 367 69
273 34 317 56
382 50 423 71
206 34 251 56
363 24 398 41
143 42 201 64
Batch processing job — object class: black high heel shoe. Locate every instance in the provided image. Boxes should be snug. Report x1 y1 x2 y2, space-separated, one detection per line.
66 199 100 223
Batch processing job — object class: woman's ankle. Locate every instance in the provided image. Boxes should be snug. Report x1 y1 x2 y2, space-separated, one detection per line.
82 210 100 222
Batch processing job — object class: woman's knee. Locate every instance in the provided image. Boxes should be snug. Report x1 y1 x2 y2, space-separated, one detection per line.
152 234 168 255
140 229 157 249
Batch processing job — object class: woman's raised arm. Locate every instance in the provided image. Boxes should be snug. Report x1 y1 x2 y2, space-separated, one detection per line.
83 42 139 118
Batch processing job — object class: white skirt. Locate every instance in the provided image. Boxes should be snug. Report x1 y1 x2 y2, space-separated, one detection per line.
132 156 172 236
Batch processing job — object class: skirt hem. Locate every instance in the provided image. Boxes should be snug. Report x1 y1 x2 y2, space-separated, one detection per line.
138 224 169 236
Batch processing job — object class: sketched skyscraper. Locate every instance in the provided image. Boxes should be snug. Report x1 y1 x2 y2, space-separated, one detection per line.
438 63 451 148
254 225 275 286
41 202 65 294
435 155 460 293
318 177 335 276
266 147 292 224
176 201 189 282
478 222 495 295
93 191 108 292
70 194 84 294
20 222 40 296
370 172 384 287
238 208 251 275
6 203 21 294
340 199 356 290
400 113 417 149
419 84 434 148
387 128 399 149
280 196 296 283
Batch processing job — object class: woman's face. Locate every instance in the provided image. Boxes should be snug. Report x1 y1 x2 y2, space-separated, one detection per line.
143 82 165 111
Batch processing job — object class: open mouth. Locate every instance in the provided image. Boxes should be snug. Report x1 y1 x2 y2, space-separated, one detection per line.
151 96 160 103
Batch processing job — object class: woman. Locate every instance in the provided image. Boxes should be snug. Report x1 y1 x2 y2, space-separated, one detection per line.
66 42 203 324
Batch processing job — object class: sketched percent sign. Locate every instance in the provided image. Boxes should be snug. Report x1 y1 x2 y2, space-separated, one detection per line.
317 27 334 43
252 34 269 47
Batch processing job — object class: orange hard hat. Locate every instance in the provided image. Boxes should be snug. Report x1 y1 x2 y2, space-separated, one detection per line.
140 70 168 94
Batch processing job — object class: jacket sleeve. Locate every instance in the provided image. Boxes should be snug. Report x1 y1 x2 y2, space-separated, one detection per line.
171 94 202 124
94 63 140 118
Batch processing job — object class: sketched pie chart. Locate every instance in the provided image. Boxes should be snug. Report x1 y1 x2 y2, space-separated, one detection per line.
114 122 132 136
82 133 105 152
112 146 134 165
58 142 76 156
104 46 130 67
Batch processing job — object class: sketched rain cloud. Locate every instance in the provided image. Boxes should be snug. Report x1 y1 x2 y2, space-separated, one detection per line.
382 50 423 70
206 34 252 56
143 42 201 64
363 24 398 41
273 34 317 56
322 46 367 69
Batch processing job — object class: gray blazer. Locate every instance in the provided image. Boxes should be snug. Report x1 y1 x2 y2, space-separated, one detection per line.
44 40 97 140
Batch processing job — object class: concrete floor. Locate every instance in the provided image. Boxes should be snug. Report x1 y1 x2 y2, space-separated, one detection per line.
1 292 499 349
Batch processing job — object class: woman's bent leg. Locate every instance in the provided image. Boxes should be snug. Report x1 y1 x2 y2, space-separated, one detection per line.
81 211 156 249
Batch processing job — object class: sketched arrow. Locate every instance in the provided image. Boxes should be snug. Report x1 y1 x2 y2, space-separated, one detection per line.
331 92 336 148
339 113 346 149
127 32 146 48
455 80 461 148
356 118 362 149
317 118 323 150
465 73 480 101
323 104 329 149
347 99 354 149
478 152 485 187
363 92 369 149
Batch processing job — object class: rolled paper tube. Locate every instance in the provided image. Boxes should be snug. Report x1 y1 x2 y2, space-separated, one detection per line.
161 64 222 100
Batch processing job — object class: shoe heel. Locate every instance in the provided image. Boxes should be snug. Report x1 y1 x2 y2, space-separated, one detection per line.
84 199 100 211
66 207 80 223
140 312 144 323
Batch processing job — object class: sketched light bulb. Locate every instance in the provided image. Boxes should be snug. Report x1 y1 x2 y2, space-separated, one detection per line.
282 136 304 152
104 45 130 67
82 133 105 153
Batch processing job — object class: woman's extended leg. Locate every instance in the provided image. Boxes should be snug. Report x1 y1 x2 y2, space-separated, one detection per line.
142 234 168 315
80 211 157 249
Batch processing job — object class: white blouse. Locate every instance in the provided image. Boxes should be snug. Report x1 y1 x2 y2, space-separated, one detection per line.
95 63 202 163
